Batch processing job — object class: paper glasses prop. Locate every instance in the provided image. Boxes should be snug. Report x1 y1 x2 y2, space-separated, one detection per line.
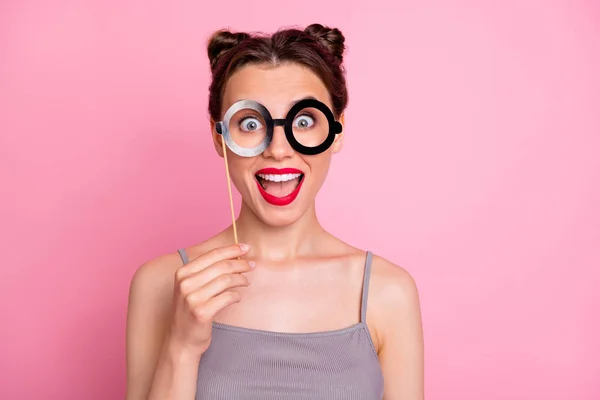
215 98 343 243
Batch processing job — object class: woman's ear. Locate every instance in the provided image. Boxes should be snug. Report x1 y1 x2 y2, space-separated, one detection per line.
332 113 345 154
210 118 225 158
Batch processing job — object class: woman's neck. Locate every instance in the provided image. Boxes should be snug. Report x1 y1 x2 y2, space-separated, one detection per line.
231 201 327 261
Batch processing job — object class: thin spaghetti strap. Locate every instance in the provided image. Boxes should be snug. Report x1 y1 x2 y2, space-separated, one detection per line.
177 248 189 265
360 251 374 323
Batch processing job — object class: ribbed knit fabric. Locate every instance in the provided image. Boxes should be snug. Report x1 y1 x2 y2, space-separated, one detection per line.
177 249 384 400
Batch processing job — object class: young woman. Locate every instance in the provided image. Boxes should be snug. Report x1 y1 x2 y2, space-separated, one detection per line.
126 23 424 400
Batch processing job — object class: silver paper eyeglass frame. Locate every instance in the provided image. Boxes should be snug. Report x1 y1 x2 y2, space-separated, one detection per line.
216 100 273 158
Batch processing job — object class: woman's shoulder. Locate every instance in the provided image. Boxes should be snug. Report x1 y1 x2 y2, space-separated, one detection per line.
367 253 422 342
128 235 225 305
369 253 418 297
332 241 420 314
338 243 418 297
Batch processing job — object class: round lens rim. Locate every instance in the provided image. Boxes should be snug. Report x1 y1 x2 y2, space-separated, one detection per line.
220 100 273 157
284 98 342 155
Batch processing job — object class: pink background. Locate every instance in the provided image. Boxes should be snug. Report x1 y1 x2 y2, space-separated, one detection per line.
1 0 599 399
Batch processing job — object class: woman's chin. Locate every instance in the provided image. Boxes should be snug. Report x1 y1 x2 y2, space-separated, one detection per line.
242 195 310 228
259 204 307 227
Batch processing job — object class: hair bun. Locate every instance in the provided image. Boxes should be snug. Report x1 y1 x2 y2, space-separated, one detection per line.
207 29 250 72
304 23 346 63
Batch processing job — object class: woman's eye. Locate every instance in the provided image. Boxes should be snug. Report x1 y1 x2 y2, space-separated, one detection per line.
294 115 315 129
240 117 263 132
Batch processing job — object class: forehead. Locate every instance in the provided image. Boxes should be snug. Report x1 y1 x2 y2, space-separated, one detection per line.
221 63 332 117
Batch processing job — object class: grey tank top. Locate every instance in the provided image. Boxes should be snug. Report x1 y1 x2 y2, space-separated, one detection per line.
178 249 384 400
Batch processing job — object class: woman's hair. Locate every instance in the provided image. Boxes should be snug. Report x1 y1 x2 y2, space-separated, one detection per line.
206 23 348 120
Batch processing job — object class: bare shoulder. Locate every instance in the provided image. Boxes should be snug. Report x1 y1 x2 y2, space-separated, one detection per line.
127 238 225 337
128 252 181 306
367 254 422 349
369 254 420 307
128 237 222 304
126 251 186 352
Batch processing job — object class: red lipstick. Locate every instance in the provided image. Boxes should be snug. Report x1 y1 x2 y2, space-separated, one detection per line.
254 168 304 206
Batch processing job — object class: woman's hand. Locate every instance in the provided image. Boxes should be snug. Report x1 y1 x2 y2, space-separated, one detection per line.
166 243 254 358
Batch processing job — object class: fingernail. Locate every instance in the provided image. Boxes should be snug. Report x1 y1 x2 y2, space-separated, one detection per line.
248 261 256 269
239 243 250 251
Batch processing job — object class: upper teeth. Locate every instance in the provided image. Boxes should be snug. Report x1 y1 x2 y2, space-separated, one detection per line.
257 173 302 182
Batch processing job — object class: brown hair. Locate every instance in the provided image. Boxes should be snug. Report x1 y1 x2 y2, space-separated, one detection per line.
206 23 348 121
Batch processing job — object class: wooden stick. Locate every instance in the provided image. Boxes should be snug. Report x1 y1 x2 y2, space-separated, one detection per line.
221 136 238 244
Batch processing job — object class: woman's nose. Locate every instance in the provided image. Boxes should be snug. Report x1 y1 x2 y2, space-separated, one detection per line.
262 125 294 159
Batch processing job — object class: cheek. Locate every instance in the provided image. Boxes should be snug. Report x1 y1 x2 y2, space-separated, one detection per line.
225 156 255 189
307 154 333 182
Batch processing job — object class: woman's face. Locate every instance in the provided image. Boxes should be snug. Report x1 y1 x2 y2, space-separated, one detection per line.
211 63 344 227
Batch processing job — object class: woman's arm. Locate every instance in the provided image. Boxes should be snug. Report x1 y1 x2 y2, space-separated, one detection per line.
126 256 199 400
126 243 250 399
371 257 425 400
144 338 201 400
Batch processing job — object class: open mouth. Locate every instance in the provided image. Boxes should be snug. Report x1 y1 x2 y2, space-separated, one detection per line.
253 167 305 206
255 172 304 197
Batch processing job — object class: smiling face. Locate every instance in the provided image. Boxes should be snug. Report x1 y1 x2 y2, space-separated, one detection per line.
211 62 345 227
